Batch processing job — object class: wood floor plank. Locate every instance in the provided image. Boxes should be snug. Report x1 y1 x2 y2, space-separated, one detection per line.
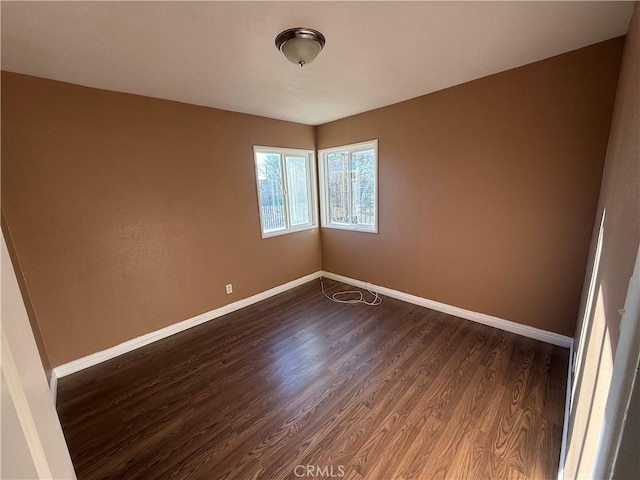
445 425 488 480
416 364 504 480
482 336 554 479
214 311 439 479
236 310 447 480
57 279 568 480
388 414 445 480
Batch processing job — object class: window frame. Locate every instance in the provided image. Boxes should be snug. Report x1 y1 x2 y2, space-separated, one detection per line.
253 145 318 239
318 139 379 233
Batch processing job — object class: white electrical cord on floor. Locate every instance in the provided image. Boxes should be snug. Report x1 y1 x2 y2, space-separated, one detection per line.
320 278 382 306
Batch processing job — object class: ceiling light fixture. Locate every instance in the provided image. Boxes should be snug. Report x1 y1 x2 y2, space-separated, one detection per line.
275 27 326 67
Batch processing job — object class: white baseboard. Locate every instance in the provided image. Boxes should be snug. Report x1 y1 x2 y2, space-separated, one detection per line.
52 271 322 379
321 271 573 348
52 267 572 394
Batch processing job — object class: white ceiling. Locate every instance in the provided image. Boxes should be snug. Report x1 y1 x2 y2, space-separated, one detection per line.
1 1 634 125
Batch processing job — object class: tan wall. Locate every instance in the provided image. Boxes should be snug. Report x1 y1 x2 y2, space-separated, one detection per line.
316 38 624 336
1 72 321 367
1 37 626 367
567 4 639 478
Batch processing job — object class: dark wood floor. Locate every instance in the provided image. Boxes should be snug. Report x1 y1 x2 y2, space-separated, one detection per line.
57 279 568 480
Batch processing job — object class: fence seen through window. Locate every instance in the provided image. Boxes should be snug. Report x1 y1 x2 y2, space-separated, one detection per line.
254 147 316 237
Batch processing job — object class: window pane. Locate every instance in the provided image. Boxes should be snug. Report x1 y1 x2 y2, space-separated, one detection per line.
285 156 310 226
256 153 286 232
351 149 375 226
326 151 350 224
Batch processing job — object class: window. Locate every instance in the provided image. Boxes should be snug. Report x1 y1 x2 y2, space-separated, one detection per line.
319 139 378 233
253 146 317 238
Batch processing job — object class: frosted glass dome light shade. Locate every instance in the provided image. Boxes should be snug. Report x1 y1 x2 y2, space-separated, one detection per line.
275 28 326 67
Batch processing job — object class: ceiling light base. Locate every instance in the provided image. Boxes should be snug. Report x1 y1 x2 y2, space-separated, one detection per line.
275 27 326 67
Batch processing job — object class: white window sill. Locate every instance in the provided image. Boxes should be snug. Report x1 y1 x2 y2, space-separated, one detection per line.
321 223 378 234
261 224 317 239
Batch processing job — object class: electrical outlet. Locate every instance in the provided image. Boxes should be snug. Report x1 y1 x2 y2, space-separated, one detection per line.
225 284 233 294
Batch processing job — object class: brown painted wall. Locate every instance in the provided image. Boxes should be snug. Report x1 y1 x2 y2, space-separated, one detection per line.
316 38 624 336
1 37 626 367
1 72 321 367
